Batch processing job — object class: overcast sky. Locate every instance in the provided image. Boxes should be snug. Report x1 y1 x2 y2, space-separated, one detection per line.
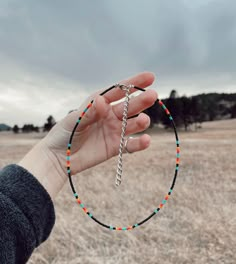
0 0 236 126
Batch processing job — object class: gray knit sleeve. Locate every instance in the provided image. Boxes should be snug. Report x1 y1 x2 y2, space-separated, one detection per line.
0 164 55 264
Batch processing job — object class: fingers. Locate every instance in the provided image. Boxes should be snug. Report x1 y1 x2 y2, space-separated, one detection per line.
61 72 155 132
112 89 158 120
125 134 151 153
125 113 150 135
102 72 155 103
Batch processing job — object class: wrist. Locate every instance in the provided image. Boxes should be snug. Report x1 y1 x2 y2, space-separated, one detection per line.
18 139 67 200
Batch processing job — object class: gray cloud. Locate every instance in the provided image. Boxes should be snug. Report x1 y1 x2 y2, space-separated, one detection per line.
0 0 236 125
1 0 236 82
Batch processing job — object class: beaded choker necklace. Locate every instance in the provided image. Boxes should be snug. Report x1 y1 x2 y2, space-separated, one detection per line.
66 84 180 231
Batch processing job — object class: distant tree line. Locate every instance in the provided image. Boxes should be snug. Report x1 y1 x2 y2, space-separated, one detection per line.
144 91 236 131
12 115 56 134
9 92 236 134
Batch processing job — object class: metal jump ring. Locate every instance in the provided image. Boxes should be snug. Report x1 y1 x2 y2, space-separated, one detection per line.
124 136 133 154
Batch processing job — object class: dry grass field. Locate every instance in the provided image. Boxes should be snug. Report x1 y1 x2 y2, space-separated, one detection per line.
0 119 235 264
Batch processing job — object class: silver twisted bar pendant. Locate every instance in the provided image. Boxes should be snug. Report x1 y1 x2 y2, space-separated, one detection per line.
115 84 133 186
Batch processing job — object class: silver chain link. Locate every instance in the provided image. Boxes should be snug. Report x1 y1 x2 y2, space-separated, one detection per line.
115 84 133 186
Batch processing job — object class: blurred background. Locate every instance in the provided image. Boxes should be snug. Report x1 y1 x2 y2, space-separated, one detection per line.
0 0 236 127
0 1 235 263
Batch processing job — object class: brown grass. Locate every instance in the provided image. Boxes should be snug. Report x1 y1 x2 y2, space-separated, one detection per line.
1 119 236 264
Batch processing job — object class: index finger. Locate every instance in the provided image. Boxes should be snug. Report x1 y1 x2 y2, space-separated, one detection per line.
100 72 155 103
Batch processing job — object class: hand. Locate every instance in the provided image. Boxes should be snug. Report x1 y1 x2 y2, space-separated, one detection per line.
19 72 157 199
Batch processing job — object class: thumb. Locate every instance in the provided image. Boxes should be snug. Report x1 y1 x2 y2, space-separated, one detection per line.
62 95 109 132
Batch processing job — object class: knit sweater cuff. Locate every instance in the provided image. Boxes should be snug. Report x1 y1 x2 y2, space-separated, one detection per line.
0 164 55 246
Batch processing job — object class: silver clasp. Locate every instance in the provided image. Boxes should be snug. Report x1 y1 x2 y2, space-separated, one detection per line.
115 83 134 92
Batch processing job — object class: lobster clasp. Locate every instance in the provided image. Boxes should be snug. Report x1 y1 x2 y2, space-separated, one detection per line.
115 83 134 91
